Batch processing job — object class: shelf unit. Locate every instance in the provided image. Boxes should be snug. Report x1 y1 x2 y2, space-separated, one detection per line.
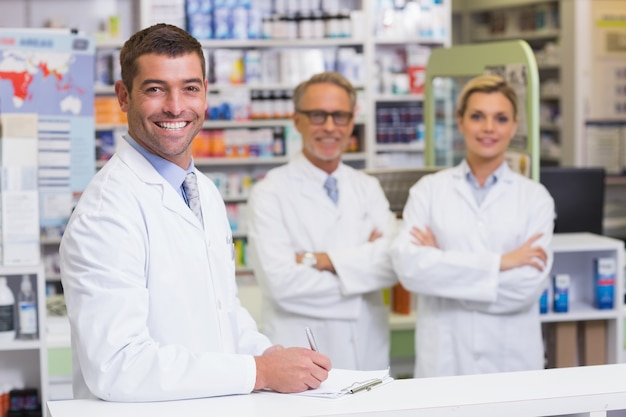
455 0 626 174
543 233 625 365
0 264 47 415
6 0 452 395
452 0 562 166
88 1 451 274
92 0 451 169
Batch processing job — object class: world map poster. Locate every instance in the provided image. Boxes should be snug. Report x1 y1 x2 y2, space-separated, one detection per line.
0 28 95 235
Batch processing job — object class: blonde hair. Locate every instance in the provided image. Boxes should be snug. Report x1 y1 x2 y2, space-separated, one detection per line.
456 74 518 120
292 71 357 110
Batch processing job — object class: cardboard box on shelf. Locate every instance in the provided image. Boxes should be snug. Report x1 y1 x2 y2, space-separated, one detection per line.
546 321 578 368
579 320 607 366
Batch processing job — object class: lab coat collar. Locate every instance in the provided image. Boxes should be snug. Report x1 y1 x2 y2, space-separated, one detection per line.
115 137 204 229
451 161 515 213
289 152 345 210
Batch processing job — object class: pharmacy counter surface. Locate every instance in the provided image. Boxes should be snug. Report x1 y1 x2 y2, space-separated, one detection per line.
47 363 626 417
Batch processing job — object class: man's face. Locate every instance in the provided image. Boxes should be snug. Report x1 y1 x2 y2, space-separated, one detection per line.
115 52 208 169
293 82 354 174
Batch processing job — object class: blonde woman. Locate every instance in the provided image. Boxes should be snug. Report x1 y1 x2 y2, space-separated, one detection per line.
391 74 555 378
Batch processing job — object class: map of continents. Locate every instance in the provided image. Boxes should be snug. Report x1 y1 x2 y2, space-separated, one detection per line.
0 50 93 117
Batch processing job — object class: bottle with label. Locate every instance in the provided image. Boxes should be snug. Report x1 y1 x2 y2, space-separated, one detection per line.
0 277 15 342
17 275 37 340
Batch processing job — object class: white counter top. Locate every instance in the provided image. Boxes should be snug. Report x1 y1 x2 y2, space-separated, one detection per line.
47 363 626 417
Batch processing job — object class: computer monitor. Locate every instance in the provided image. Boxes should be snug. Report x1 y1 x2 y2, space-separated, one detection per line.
539 167 606 235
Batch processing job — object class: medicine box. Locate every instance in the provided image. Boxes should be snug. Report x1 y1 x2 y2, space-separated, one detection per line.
553 274 570 313
539 286 549 314
594 257 615 310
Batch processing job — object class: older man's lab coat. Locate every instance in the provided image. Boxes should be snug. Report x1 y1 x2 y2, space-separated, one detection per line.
247 153 398 370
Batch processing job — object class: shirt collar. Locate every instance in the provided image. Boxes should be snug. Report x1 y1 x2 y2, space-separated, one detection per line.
123 133 194 192
461 159 507 189
296 152 344 184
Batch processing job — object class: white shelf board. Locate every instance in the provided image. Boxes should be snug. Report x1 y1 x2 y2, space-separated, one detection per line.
374 37 447 46
199 38 362 49
203 119 293 129
195 156 289 167
0 338 45 352
209 83 365 91
376 142 424 153
551 233 624 253
540 299 620 323
374 94 424 102
342 152 367 162
94 85 115 95
389 312 417 331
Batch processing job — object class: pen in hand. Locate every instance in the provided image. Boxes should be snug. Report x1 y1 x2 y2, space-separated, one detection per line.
305 326 319 352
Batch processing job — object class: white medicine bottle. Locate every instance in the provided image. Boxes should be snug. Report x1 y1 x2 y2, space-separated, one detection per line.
18 275 37 340
0 277 15 342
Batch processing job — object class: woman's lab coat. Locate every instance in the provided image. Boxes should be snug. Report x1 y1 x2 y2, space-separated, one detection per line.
391 162 555 378
60 138 271 402
247 153 398 370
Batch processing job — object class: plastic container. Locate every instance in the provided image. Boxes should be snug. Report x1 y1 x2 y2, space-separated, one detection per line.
0 277 15 342
17 275 37 340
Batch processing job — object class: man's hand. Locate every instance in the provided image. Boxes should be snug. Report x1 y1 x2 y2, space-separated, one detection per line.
409 226 438 248
368 228 383 242
295 253 335 273
293 227 383 275
254 346 331 393
500 233 547 272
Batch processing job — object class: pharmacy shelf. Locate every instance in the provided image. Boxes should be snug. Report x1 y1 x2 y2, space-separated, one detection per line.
203 119 294 129
0 264 48 414
200 38 363 49
375 143 424 153
547 233 625 364
374 94 425 103
471 28 560 43
373 38 447 47
541 301 620 323
0 339 45 352
195 156 289 167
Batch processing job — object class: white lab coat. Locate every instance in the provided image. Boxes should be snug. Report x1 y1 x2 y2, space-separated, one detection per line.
391 162 555 378
60 138 271 402
247 153 398 370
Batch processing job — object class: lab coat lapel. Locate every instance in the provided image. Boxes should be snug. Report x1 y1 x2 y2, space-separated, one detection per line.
480 167 513 212
451 166 480 214
116 140 204 229
290 159 337 213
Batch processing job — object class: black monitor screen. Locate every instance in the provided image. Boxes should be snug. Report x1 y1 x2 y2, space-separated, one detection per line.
539 167 606 235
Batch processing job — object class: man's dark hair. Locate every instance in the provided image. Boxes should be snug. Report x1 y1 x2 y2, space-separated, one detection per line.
119 23 205 92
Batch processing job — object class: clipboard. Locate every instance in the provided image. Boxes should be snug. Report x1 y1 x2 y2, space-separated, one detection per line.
290 368 393 399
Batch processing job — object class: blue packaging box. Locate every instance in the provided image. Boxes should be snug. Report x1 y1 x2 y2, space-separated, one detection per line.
553 274 570 313
594 257 616 310
539 287 549 314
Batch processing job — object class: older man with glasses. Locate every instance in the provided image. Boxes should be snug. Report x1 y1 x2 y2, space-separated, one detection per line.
247 71 398 371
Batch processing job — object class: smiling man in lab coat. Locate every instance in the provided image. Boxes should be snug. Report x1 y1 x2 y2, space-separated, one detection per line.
247 72 398 370
60 24 330 402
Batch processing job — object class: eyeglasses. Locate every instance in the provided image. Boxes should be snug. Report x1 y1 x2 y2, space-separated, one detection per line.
296 109 354 126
